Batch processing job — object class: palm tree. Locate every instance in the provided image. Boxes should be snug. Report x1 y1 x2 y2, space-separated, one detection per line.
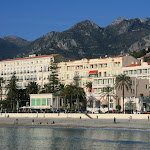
115 74 131 113
60 85 69 111
85 81 92 92
85 81 95 111
60 84 85 112
74 86 85 112
0 77 5 111
99 86 114 112
65 84 76 111
26 81 40 95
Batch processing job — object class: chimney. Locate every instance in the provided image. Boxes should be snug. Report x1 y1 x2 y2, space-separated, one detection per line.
141 58 143 63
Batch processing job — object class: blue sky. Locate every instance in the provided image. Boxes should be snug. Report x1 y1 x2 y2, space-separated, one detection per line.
0 0 150 41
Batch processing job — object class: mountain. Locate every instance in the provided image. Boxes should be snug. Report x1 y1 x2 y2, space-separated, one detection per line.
19 20 105 59
2 36 30 47
0 36 30 60
105 18 150 53
2 18 150 60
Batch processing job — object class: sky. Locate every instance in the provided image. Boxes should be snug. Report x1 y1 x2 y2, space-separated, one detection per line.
0 0 150 41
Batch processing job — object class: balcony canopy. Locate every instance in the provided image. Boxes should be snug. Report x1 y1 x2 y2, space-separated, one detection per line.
89 70 98 74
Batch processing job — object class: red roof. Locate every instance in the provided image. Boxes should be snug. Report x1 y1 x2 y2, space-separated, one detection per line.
127 63 141 67
89 70 98 74
127 62 150 67
0 54 58 62
143 55 150 58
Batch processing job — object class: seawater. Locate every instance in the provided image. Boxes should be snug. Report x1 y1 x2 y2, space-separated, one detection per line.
0 127 150 150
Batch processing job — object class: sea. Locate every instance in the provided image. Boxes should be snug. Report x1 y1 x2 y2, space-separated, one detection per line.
0 127 150 150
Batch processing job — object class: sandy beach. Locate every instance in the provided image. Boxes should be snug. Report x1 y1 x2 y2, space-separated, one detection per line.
0 117 150 130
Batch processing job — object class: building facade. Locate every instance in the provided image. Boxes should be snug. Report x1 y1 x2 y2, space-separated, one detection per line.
30 93 64 111
58 55 138 91
0 54 58 100
123 60 150 83
0 53 148 113
87 77 149 113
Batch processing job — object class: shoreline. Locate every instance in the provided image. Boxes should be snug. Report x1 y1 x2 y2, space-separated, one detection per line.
0 117 150 131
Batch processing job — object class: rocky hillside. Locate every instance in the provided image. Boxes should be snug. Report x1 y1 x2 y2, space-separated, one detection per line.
0 36 30 60
1 18 150 60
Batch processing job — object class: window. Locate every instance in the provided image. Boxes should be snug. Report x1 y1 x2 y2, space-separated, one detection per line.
90 65 93 69
110 103 113 108
104 72 107 77
146 84 148 89
132 80 134 86
143 69 147 74
94 79 97 85
53 98 56 107
103 105 107 108
98 72 101 77
36 98 41 106
31 99 35 106
99 64 103 68
47 98 51 106
110 99 113 102
131 89 135 94
42 98 46 106
94 64 97 69
60 98 62 106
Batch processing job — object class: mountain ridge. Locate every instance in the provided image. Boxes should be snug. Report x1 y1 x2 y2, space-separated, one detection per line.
1 18 150 60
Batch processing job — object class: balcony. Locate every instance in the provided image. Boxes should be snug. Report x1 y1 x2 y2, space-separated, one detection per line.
92 83 114 88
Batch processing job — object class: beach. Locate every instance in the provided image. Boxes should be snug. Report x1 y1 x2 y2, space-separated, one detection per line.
0 117 150 130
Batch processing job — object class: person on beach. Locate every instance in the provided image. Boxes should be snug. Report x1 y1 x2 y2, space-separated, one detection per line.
51 121 55 124
32 119 34 125
114 117 116 123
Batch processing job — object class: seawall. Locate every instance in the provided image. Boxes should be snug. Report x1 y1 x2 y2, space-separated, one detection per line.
0 113 150 119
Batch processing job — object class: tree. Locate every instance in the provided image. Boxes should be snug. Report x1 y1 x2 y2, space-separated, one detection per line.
44 58 62 93
85 81 95 111
6 74 18 111
115 74 131 113
18 89 28 107
116 105 121 112
85 81 92 92
99 86 114 112
0 77 5 110
74 86 86 111
25 81 39 108
60 84 86 112
63 84 75 111
26 81 39 95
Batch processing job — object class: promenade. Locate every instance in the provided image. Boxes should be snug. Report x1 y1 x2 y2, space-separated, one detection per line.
0 113 150 130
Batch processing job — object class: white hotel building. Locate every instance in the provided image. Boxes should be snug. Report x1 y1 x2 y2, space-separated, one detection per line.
0 54 58 99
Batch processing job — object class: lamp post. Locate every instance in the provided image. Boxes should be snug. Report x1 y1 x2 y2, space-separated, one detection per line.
1 90 2 113
67 99 68 118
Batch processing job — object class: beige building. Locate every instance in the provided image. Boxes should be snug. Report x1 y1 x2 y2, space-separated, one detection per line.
88 77 149 113
123 60 150 82
30 93 64 111
58 54 144 113
58 55 138 91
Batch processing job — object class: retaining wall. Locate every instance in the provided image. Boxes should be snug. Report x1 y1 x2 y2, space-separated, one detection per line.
0 113 149 119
